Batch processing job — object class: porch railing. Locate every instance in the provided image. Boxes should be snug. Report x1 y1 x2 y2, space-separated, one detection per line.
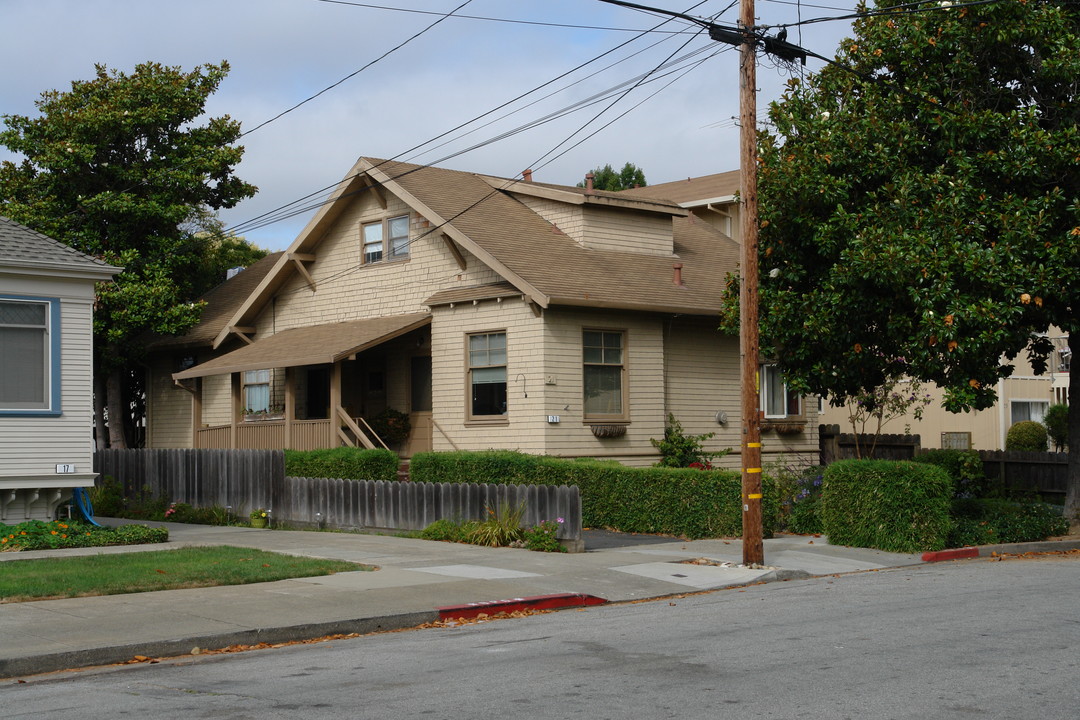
194 413 382 452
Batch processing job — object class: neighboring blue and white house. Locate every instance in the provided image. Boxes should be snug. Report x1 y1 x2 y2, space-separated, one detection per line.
0 217 120 522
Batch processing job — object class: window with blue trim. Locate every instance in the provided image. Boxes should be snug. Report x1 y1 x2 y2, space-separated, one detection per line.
0 296 60 414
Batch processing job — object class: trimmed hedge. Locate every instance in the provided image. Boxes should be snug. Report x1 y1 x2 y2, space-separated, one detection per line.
284 447 398 482
1005 421 1048 451
820 459 954 553
409 450 777 539
948 499 1069 547
911 449 988 498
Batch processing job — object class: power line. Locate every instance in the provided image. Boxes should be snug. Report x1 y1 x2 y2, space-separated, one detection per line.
227 2 712 235
314 0 700 33
239 0 475 138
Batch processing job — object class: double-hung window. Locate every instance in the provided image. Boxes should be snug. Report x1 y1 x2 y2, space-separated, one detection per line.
583 330 626 420
0 297 57 413
761 364 801 418
362 214 410 264
243 369 271 414
468 332 507 418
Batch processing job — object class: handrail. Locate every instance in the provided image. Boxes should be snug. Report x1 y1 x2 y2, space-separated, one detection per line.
430 418 460 451
335 406 386 450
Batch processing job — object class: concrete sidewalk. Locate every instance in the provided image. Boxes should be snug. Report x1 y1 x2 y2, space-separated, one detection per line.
1 520 1071 680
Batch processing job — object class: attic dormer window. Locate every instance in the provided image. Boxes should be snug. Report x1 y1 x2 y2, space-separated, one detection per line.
362 214 410 264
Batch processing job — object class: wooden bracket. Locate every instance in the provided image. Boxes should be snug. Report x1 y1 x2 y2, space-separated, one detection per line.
289 252 317 291
441 233 467 270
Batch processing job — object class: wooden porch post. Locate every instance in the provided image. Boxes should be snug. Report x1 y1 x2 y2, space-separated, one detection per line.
191 378 203 448
330 361 342 448
230 372 241 449
284 367 295 450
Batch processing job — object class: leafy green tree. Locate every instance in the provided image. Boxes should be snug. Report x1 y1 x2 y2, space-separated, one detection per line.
1044 403 1069 452
734 1 1080 526
0 61 257 447
191 226 269 298
576 162 646 191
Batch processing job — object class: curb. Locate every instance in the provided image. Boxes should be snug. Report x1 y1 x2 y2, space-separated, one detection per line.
921 539 1080 563
922 547 979 562
438 593 608 621
0 611 437 681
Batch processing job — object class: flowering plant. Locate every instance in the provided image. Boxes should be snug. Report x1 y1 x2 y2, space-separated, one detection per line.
250 508 268 520
523 517 567 553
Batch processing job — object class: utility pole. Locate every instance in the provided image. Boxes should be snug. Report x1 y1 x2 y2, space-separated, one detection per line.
597 0 806 568
737 0 764 567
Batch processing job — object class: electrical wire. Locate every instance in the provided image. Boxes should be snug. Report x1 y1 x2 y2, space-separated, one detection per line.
239 0 475 138
315 0 699 33
227 2 712 235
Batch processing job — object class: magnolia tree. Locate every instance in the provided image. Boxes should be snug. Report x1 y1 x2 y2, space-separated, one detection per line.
0 62 257 447
742 1 1080 526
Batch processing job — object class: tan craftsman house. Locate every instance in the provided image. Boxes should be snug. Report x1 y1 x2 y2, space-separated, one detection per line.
146 158 819 467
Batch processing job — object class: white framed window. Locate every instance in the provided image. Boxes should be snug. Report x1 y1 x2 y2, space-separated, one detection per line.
1011 400 1048 425
243 369 271 414
362 214 410 264
762 364 801 419
362 222 383 264
0 297 58 414
468 331 507 418
583 329 627 420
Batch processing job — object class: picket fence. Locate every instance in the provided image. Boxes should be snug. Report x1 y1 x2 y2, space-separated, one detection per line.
94 449 582 550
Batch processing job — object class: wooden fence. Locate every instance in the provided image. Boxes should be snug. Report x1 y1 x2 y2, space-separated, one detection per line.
978 450 1068 500
819 424 921 463
93 449 582 550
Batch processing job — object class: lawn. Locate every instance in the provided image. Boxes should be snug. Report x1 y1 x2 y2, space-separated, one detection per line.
0 545 370 603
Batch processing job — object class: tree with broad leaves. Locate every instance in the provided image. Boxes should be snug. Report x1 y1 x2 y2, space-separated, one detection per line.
576 162 647 191
726 0 1080 528
0 61 257 448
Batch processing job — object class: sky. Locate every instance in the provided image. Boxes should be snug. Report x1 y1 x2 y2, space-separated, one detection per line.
1 0 859 251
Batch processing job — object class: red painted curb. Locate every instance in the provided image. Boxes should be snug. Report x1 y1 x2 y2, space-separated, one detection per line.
438 593 607 620
921 547 979 562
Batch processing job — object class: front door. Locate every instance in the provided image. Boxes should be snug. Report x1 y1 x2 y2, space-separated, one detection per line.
406 355 433 455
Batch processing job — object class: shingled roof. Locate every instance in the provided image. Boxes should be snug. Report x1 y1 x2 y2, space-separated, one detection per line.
0 216 120 279
369 158 739 315
618 170 741 206
149 251 283 349
213 158 741 343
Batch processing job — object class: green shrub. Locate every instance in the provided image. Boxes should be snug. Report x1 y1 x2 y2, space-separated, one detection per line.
523 520 567 552
466 502 526 547
1005 421 1048 451
948 499 1069 547
649 414 728 468
1044 404 1068 452
911 449 989 498
820 459 954 552
420 518 478 543
284 447 398 481
410 450 777 539
366 407 411 445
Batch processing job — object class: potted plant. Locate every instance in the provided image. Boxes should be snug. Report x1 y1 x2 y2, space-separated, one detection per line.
243 405 285 422
249 508 269 528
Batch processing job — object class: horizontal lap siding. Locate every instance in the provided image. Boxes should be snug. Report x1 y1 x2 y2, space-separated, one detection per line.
147 353 192 448
0 296 95 478
430 301 547 453
664 318 743 469
542 309 667 462
266 193 502 335
581 207 673 256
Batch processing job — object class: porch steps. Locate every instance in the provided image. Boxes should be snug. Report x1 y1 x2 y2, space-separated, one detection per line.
397 460 411 482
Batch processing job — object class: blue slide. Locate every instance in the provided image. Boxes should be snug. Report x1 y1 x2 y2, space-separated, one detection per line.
72 487 102 527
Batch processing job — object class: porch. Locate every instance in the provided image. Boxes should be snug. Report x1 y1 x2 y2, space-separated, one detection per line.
174 314 434 456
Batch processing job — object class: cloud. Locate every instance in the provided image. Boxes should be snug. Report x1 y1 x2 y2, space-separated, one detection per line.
1 0 855 251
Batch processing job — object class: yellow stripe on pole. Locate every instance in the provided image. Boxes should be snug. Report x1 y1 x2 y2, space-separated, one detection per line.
744 467 762 474
747 493 763 499
746 442 762 448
